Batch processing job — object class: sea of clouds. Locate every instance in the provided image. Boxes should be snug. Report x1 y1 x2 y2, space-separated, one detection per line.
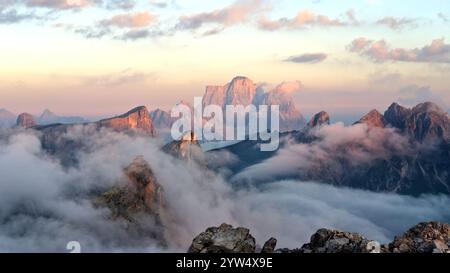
0 126 449 252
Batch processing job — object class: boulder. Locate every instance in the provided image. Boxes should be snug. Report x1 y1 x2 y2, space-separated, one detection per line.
299 228 381 253
188 223 256 253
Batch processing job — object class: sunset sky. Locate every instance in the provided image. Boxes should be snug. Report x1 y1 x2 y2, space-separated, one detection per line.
0 0 449 119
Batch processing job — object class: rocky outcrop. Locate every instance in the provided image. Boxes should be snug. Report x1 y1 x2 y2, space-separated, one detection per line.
261 238 277 253
384 102 412 130
298 228 381 253
150 108 173 131
354 109 386 128
97 156 164 221
384 102 450 143
203 76 256 109
405 102 450 143
389 222 450 253
188 221 449 254
308 111 330 127
16 113 37 128
163 131 206 166
98 106 156 137
95 156 165 245
188 223 256 253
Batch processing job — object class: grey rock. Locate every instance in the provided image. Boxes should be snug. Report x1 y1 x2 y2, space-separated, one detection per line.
188 223 256 253
261 237 277 253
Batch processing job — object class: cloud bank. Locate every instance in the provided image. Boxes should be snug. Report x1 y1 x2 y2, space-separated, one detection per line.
0 127 449 252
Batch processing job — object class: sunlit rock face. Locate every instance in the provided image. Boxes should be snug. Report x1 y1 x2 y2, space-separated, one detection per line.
98 156 164 219
203 76 256 109
30 106 156 167
98 106 156 137
96 156 166 244
354 109 387 128
16 113 37 128
308 111 330 127
202 76 305 132
124 156 164 212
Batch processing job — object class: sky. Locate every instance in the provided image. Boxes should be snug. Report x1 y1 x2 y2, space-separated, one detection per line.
0 0 449 119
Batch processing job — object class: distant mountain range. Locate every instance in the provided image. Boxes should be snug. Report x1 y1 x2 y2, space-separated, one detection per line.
2 76 450 196
0 109 88 129
149 76 306 134
37 109 87 125
208 102 450 196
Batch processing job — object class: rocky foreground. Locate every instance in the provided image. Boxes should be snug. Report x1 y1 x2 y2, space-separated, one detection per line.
188 222 450 254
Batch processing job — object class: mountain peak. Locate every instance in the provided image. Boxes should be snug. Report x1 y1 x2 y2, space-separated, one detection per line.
412 102 444 115
0 108 17 128
117 106 148 117
230 76 253 84
42 109 54 115
308 111 330 127
99 106 156 137
0 108 15 117
405 102 450 142
355 109 386 128
16 113 37 128
40 109 57 119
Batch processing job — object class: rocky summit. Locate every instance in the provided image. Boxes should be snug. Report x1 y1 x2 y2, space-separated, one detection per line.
202 76 305 132
96 156 165 244
97 155 164 220
98 106 156 137
16 113 37 128
188 223 256 253
389 222 450 253
384 102 450 142
203 76 256 109
188 221 450 254
163 131 206 166
298 229 381 253
354 109 387 128
308 111 330 127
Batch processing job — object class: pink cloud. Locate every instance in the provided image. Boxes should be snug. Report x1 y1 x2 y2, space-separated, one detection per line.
258 9 352 31
177 0 269 33
348 37 450 63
